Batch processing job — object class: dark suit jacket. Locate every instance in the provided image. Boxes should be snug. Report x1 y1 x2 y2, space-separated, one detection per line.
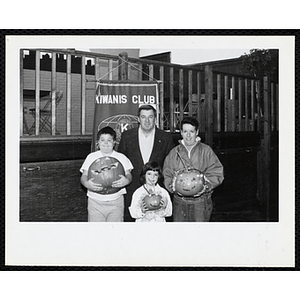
118 126 174 201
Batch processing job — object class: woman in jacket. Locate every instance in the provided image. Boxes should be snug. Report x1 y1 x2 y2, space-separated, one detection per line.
163 117 224 222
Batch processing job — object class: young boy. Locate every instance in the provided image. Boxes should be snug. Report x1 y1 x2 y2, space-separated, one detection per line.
80 126 133 222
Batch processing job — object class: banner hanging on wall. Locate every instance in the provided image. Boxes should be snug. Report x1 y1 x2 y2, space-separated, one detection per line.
92 81 159 151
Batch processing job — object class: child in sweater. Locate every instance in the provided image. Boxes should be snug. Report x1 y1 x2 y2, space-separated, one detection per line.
129 161 172 222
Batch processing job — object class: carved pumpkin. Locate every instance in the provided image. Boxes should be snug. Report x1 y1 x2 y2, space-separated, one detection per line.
143 194 162 211
173 168 206 197
88 156 125 194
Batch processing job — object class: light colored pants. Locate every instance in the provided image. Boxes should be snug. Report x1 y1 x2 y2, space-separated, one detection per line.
88 195 124 222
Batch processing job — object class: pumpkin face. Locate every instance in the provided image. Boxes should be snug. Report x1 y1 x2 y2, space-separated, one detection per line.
143 194 162 211
88 156 125 194
173 168 205 197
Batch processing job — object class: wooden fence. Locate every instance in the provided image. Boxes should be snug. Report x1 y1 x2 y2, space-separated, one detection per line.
20 49 278 142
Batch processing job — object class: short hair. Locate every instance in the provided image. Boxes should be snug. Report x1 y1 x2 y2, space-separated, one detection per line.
96 126 116 141
140 161 163 185
180 116 199 131
137 105 157 117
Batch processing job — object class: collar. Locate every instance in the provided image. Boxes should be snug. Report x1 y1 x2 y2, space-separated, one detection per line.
179 136 201 151
138 126 156 138
99 150 115 157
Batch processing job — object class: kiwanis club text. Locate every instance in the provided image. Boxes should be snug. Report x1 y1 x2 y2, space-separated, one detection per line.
96 94 156 105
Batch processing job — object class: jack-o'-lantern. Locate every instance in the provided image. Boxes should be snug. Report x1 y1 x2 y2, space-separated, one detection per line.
172 168 206 197
88 156 125 194
143 194 162 211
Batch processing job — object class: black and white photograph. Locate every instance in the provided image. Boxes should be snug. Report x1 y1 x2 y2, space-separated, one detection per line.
5 34 295 268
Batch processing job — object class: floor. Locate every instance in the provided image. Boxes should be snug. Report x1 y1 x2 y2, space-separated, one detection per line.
210 198 266 222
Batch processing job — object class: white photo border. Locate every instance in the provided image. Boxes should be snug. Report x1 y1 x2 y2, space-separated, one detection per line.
5 34 295 267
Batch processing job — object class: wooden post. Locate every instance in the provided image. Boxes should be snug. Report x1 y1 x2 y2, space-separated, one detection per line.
245 79 249 131
35 50 40 136
271 82 275 131
118 52 128 80
205 65 213 146
188 70 193 116
138 62 142 81
169 67 174 132
224 75 228 132
95 57 100 80
66 54 72 135
128 64 131 80
217 74 221 132
261 76 271 220
159 66 164 129
51 52 57 135
81 55 86 135
256 80 261 132
276 83 279 131
197 72 202 131
231 76 236 132
251 80 255 131
20 49 24 136
108 59 113 80
238 78 243 131
149 64 154 81
227 77 233 132
179 69 184 122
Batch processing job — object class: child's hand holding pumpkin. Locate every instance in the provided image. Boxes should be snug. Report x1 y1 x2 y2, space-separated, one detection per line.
112 174 131 188
86 178 103 192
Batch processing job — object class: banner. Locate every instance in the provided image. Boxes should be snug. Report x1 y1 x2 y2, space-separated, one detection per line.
92 81 159 151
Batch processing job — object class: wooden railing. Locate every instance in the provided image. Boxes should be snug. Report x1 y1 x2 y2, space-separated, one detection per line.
20 49 278 142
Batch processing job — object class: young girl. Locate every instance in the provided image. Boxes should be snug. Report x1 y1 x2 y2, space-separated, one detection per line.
129 161 172 222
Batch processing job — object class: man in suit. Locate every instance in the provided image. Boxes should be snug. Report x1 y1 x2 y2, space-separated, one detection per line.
118 104 174 222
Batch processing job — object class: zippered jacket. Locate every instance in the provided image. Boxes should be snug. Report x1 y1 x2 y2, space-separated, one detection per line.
163 139 224 194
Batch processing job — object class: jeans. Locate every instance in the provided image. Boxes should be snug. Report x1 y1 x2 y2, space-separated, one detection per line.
173 192 213 222
88 195 124 222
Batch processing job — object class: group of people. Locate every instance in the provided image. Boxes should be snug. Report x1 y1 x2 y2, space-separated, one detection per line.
80 104 224 222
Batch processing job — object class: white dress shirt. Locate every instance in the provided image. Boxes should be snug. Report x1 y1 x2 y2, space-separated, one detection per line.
138 127 155 164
